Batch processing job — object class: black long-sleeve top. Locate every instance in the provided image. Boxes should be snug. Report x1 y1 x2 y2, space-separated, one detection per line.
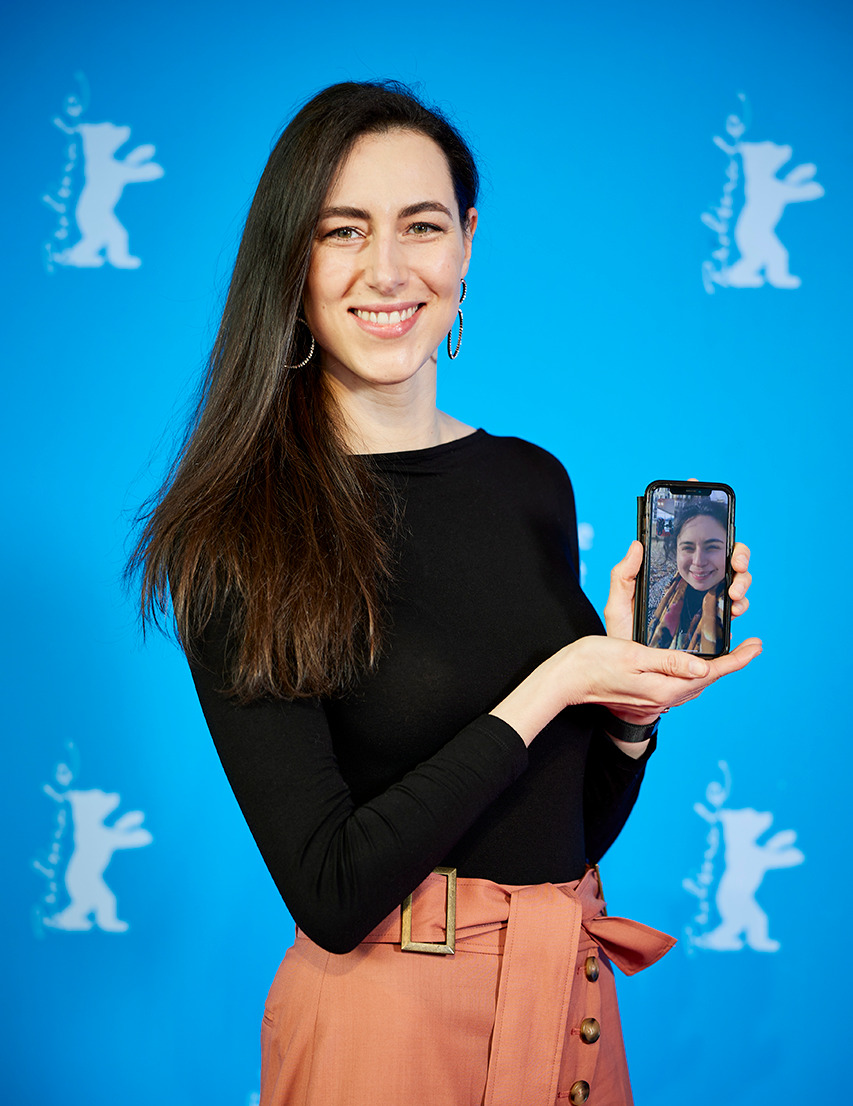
189 431 655 953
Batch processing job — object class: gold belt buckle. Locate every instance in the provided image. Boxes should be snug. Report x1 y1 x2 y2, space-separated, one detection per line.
401 866 456 955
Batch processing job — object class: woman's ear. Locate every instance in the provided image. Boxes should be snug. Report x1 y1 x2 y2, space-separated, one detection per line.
461 207 478 274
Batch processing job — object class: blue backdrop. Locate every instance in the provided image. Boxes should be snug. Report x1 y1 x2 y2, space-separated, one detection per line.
4 1 850 1101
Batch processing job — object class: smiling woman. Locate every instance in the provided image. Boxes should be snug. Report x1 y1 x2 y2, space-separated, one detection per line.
128 79 760 1106
649 501 731 653
303 129 476 445
131 82 482 704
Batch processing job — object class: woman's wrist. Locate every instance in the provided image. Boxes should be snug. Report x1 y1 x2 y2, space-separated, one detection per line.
489 644 577 746
600 710 660 760
602 711 661 742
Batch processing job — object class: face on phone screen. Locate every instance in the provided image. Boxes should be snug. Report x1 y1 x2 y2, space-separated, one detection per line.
641 485 732 656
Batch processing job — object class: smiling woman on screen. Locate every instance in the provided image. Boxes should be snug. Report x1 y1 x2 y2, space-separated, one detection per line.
128 80 760 1106
648 502 729 654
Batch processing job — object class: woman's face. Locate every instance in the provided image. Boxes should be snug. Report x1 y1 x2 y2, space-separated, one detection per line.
676 515 727 592
303 129 476 396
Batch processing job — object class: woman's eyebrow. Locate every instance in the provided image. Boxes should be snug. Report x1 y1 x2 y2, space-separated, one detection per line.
399 201 454 219
319 201 454 221
318 205 369 220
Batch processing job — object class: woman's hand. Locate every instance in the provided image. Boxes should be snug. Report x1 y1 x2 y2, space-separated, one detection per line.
490 632 762 747
575 632 762 758
490 540 760 748
604 539 754 640
567 633 762 724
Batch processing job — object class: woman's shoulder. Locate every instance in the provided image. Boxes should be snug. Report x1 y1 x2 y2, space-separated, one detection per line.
370 429 575 506
479 432 574 488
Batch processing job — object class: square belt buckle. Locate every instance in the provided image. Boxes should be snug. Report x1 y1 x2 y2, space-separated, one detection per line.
401 866 456 955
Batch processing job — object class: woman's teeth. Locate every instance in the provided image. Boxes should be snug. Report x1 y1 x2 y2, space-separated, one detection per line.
353 306 419 325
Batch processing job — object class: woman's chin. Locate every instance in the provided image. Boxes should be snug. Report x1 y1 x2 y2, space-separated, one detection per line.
683 575 721 592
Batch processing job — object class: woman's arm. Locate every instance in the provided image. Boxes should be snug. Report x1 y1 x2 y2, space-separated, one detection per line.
582 725 656 862
190 616 529 954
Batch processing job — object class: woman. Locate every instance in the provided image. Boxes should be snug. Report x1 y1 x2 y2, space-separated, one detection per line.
648 502 729 655
130 81 759 1105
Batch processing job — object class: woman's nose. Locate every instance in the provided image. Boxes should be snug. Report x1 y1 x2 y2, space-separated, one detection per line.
691 547 707 565
365 232 406 293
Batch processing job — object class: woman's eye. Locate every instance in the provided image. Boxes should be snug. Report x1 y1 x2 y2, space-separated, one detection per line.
408 222 442 235
324 226 362 240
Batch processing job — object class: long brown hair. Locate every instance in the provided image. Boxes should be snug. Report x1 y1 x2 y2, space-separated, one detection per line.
127 81 480 701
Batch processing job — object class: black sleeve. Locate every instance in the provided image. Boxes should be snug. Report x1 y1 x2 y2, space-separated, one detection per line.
189 620 529 954
582 723 657 864
534 443 582 575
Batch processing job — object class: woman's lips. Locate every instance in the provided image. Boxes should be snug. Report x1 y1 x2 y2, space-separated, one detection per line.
349 303 423 339
688 568 721 589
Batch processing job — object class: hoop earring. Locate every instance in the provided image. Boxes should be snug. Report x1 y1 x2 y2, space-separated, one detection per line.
284 318 315 369
446 279 467 360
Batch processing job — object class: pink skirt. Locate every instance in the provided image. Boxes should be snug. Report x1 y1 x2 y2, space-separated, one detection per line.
260 868 674 1106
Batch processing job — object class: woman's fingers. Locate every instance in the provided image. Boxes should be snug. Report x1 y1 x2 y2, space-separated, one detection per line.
603 541 643 639
731 542 750 574
729 570 752 601
640 646 710 679
565 632 762 723
650 637 761 687
602 636 762 715
706 637 763 678
729 543 752 620
621 539 644 578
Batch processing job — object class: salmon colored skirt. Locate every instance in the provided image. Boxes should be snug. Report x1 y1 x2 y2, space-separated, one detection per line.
260 869 674 1106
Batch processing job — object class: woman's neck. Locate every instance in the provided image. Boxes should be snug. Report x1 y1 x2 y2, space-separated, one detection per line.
682 584 704 618
323 363 474 454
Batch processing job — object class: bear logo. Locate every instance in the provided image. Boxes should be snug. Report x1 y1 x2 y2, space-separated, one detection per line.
702 100 823 292
44 81 163 271
40 786 153 933
684 763 804 952
725 141 824 289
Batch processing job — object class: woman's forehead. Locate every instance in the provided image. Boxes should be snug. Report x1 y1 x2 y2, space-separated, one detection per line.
678 516 726 540
325 129 456 209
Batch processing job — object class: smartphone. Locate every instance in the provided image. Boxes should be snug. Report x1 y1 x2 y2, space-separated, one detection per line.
633 481 735 657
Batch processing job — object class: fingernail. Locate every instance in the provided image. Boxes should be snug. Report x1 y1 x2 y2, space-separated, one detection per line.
689 660 709 676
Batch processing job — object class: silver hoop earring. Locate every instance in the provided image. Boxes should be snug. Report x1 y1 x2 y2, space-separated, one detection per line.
284 318 316 369
446 279 467 360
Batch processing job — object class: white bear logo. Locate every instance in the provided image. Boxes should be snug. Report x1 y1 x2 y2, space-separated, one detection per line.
684 762 804 952
725 141 824 288
44 79 163 271
702 98 823 292
40 785 153 933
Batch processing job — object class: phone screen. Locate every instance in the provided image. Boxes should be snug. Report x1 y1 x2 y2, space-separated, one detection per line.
636 482 734 657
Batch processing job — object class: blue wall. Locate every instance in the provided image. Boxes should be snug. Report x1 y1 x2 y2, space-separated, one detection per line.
4 1 850 1101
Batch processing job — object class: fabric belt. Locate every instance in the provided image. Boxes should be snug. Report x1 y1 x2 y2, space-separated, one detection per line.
357 868 676 1106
